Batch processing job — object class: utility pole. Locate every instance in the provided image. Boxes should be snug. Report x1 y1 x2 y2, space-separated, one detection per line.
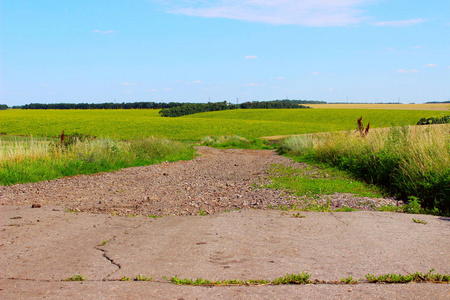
236 97 239 105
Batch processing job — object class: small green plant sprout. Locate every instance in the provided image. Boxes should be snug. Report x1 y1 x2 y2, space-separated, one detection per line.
134 274 152 281
147 215 162 218
98 239 108 246
62 275 86 281
292 213 306 218
340 276 358 284
412 218 428 225
197 210 208 216
272 272 312 285
120 276 130 281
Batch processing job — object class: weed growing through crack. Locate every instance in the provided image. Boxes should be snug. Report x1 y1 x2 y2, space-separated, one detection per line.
412 218 428 225
292 213 306 218
365 269 450 283
98 239 108 246
163 269 449 286
120 276 130 281
62 275 86 281
272 272 312 285
134 274 152 281
169 276 270 286
340 276 359 284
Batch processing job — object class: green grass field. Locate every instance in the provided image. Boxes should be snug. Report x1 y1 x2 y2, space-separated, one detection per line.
0 108 446 140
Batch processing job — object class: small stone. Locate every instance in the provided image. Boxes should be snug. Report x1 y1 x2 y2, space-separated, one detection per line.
31 203 41 208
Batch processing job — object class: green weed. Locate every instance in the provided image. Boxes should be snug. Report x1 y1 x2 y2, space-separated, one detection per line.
134 274 152 281
340 276 359 284
120 276 130 281
62 275 86 281
365 269 449 283
98 239 108 246
272 272 312 285
412 218 428 225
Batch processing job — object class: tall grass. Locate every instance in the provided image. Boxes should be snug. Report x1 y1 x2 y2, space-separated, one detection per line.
278 125 450 216
0 136 195 185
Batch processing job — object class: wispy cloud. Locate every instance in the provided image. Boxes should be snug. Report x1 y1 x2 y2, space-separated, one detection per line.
245 83 260 87
149 89 158 92
396 69 418 74
423 63 437 67
372 18 425 27
162 0 374 27
122 82 136 86
191 80 202 84
245 55 257 59
311 72 320 75
92 29 117 34
276 76 284 80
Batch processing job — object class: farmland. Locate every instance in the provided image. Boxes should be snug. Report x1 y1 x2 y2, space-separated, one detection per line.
0 107 447 141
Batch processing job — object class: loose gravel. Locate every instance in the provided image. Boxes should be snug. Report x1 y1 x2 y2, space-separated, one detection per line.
0 147 400 216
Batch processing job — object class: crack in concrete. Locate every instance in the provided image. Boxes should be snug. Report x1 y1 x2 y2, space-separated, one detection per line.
94 222 146 280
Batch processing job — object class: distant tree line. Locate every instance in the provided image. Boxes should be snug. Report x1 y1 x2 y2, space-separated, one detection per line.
425 101 450 104
417 115 450 125
0 104 8 110
159 100 311 117
15 102 191 110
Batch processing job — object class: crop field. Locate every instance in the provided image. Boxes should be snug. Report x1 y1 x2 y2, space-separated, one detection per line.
0 108 447 141
308 103 449 111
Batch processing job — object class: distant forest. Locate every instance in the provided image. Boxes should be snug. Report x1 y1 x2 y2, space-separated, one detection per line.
425 101 450 103
0 104 8 110
159 100 313 117
10 99 324 112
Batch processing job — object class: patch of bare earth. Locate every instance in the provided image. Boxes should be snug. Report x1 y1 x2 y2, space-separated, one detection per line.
0 147 399 215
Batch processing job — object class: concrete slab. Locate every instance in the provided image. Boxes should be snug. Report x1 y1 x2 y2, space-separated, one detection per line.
1 205 449 299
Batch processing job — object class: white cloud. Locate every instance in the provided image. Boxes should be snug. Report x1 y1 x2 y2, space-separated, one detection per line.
163 0 374 27
276 76 284 80
423 63 437 67
93 29 117 34
372 18 425 27
396 69 418 74
164 88 171 91
412 46 423 49
122 82 136 86
123 91 132 94
311 72 320 75
149 89 158 92
191 80 202 84
40 84 49 87
385 47 395 51
329 88 334 91
245 83 260 87
245 55 258 59
270 86 281 88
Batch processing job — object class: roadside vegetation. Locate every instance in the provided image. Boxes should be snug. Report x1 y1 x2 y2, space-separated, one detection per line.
199 135 273 149
0 134 195 185
278 124 450 216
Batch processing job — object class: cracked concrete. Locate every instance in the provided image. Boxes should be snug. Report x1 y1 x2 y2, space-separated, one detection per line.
1 205 449 299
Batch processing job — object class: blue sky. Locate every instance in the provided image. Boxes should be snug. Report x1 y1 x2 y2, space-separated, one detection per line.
1 0 449 106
